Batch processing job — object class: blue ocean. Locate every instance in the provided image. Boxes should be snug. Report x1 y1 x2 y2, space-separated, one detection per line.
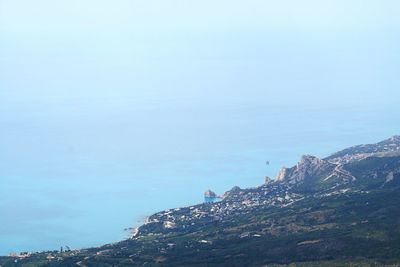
1 0 400 255
1 101 399 255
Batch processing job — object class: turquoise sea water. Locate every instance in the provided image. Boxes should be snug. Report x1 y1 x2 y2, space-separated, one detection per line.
1 102 399 255
1 2 400 253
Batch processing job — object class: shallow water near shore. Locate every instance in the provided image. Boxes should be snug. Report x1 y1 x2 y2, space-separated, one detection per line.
1 102 399 255
1 5 400 253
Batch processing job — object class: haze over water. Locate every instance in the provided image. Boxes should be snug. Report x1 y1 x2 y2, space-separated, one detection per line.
1 0 400 255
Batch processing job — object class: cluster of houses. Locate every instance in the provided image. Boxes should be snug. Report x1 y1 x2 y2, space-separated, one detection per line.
137 180 304 239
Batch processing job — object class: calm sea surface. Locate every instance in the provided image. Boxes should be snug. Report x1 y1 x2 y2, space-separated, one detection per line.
2 0 400 256
1 102 399 255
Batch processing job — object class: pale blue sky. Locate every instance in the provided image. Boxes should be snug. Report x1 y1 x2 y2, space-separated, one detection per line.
1 0 400 33
1 0 400 255
1 0 400 107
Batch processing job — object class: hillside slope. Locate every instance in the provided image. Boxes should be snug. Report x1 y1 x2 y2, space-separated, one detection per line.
2 136 400 267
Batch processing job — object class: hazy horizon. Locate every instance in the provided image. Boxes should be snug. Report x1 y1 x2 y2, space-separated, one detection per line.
1 0 400 255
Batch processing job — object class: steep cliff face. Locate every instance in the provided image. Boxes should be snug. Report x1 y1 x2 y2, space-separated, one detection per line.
275 166 288 182
274 136 400 190
275 155 337 190
6 136 400 267
291 155 334 183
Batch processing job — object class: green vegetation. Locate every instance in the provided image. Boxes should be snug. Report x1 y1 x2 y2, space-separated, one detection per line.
2 136 400 266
